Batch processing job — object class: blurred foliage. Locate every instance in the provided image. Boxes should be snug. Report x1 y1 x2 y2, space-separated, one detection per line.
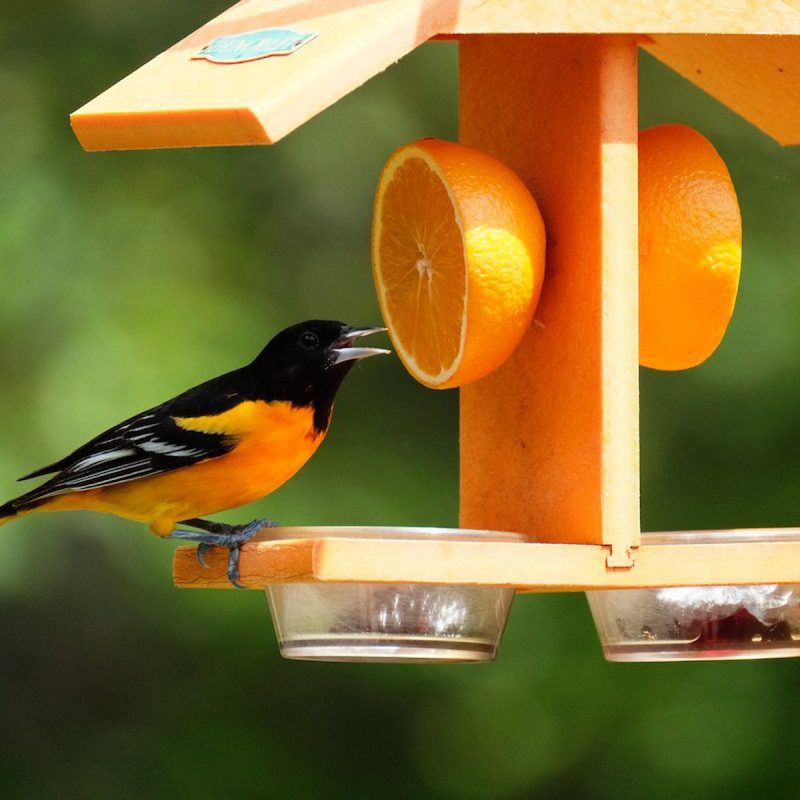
2 2 800 798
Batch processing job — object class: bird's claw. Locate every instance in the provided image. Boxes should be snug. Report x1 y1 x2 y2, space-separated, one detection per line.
196 543 212 569
228 545 245 589
172 517 279 588
224 519 274 588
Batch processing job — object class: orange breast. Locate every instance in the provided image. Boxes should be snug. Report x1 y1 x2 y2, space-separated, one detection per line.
68 400 326 534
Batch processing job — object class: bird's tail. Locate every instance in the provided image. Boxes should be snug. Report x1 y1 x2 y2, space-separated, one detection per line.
0 492 46 526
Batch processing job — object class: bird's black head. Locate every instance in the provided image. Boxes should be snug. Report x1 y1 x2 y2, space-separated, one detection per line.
251 320 389 432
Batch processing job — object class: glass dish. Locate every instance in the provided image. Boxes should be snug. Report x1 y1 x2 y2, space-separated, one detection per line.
586 529 800 662
265 527 524 663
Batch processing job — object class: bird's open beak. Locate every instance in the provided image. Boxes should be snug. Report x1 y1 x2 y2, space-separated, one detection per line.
333 327 391 364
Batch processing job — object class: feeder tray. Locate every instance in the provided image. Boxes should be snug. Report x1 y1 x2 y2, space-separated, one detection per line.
587 530 800 662
261 528 522 662
71 1 800 662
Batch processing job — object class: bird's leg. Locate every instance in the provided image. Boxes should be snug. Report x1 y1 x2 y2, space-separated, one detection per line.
169 517 280 588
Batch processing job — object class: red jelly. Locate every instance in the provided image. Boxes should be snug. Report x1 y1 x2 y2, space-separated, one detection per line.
688 607 792 648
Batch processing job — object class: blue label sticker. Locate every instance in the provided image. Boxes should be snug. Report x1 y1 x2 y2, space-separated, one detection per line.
193 28 317 64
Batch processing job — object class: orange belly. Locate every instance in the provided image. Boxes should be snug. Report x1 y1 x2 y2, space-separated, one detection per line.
43 400 325 535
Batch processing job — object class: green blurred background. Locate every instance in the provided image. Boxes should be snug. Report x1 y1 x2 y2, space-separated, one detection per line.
3 3 800 798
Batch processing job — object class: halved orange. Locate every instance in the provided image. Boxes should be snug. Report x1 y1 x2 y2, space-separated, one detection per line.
639 124 742 371
371 138 546 389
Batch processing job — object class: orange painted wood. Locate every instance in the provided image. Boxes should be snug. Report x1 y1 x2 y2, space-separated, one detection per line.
645 34 800 145
70 1 800 152
173 536 800 590
71 0 459 151
459 36 640 564
444 1 800 34
173 537 315 588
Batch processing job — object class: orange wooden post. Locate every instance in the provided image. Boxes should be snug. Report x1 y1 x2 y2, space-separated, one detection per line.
459 35 640 566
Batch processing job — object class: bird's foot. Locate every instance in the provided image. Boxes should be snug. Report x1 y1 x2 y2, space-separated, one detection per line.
169 518 279 588
193 519 279 580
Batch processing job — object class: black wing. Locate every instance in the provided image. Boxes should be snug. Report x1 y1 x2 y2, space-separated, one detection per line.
17 370 250 503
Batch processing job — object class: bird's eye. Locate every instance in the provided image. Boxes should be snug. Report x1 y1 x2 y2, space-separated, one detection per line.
299 331 320 350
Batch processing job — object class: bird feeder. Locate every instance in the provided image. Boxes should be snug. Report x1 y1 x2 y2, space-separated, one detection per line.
71 0 800 662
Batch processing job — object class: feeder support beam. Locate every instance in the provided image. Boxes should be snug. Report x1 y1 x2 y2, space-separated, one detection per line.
459 35 640 565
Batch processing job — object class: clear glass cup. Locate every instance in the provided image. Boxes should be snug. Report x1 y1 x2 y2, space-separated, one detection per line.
265 527 524 663
586 529 800 662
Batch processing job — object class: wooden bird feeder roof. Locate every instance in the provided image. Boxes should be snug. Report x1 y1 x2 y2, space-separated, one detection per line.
71 0 800 151
68 1 800 592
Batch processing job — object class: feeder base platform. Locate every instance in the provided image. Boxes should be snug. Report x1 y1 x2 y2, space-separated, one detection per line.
172 527 800 591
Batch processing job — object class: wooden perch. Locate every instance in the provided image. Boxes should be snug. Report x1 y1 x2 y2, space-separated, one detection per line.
173 533 800 591
174 537 316 588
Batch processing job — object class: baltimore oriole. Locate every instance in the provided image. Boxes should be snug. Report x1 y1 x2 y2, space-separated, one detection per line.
0 320 389 586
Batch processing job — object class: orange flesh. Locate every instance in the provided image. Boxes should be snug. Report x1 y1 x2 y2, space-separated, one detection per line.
376 156 465 380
